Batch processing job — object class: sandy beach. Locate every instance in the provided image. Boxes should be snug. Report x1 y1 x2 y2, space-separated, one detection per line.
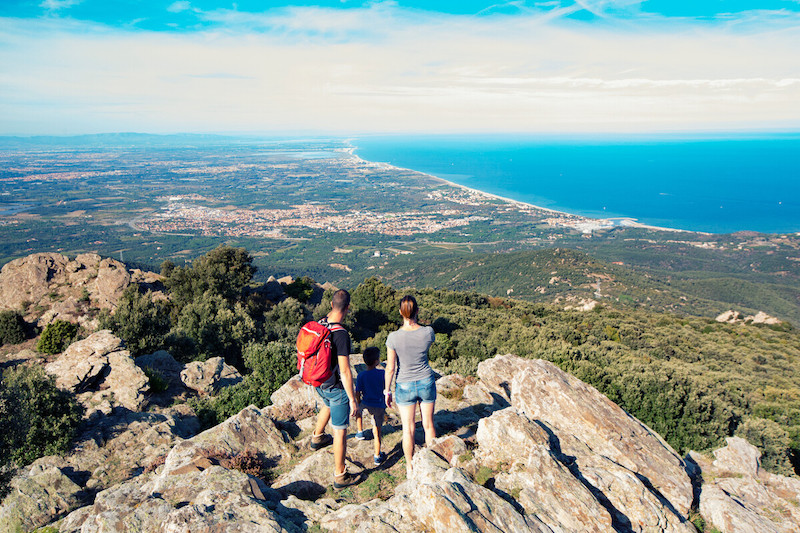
346 149 694 234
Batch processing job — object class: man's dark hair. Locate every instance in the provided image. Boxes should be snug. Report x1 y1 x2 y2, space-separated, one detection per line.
331 289 350 312
363 346 380 367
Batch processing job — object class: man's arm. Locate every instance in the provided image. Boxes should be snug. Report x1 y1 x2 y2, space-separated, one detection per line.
339 354 357 415
333 330 357 415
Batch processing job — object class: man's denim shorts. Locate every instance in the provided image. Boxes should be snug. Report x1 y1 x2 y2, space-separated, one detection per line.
394 376 437 406
315 385 350 429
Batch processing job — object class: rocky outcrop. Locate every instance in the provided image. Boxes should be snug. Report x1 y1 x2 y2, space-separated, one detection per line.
56 405 303 533
0 252 161 326
716 310 782 325
180 356 243 395
689 437 800 533
135 349 184 387
13 352 797 532
0 464 83 532
45 330 150 415
0 405 198 530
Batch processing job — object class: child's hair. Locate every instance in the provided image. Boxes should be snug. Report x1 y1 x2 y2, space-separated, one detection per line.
363 346 380 367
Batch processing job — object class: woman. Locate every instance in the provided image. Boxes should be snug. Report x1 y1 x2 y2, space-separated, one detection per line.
384 295 436 477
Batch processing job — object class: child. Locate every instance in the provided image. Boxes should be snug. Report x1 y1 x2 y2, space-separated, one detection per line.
354 347 387 466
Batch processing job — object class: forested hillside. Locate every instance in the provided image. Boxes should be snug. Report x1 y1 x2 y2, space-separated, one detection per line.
381 247 800 325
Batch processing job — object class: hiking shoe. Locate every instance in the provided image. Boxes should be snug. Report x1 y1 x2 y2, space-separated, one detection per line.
333 470 361 490
374 452 386 466
354 431 366 441
310 433 333 450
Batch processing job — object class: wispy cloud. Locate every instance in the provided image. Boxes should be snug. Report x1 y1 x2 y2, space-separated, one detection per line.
1 3 800 134
167 1 192 14
39 0 83 11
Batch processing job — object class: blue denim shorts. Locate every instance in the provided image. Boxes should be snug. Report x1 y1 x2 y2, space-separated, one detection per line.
315 386 350 430
394 376 437 406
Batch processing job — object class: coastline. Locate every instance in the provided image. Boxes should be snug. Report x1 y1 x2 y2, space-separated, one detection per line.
344 147 696 235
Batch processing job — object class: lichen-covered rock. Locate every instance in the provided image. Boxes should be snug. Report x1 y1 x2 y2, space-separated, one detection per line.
691 437 800 533
180 356 243 395
45 330 125 391
0 252 156 326
509 358 694 520
156 405 295 489
136 349 184 386
0 464 83 532
46 330 150 414
267 375 321 421
271 448 361 500
477 407 613 532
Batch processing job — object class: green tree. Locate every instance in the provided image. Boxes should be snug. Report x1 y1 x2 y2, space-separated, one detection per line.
0 365 82 478
36 320 78 355
169 293 256 367
284 276 316 303
351 277 398 336
0 310 26 346
164 246 256 309
99 285 171 356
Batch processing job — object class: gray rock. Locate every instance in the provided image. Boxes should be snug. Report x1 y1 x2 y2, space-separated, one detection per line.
180 356 243 395
45 330 150 414
136 350 184 386
508 357 694 522
477 407 613 532
691 438 800 533
45 330 124 392
0 465 83 532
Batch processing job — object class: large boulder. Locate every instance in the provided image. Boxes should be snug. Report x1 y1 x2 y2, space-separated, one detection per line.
0 464 83 532
333 448 550 532
509 358 694 531
45 330 150 415
477 407 613 532
57 406 304 533
135 349 184 387
180 356 243 395
0 253 154 326
690 437 800 533
156 405 295 485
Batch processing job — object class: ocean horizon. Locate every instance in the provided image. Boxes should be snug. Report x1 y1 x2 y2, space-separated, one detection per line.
353 134 800 235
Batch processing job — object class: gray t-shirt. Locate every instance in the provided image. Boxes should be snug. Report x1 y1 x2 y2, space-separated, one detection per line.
386 326 436 383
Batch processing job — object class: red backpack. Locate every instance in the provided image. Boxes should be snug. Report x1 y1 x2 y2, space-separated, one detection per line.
296 321 345 387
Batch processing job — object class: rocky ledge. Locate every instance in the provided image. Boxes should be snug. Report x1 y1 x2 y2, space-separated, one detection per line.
2 354 798 532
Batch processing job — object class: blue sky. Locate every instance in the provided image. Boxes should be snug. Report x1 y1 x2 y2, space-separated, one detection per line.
1 1 799 134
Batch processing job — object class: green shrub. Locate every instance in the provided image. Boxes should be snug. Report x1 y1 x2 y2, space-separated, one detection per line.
99 285 171 356
0 310 26 346
143 367 169 394
737 417 794 475
284 276 316 303
0 365 82 481
36 320 78 354
188 341 295 428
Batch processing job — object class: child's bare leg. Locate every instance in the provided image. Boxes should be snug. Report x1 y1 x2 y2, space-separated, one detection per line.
373 411 384 457
355 411 363 434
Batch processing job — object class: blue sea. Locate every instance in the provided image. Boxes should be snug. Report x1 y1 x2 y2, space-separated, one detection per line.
353 134 800 234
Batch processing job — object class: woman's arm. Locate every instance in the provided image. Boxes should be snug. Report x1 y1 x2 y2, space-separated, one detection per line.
384 347 397 408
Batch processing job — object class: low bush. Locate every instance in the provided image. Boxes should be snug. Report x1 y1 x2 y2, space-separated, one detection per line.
0 310 26 346
0 365 82 494
36 319 78 354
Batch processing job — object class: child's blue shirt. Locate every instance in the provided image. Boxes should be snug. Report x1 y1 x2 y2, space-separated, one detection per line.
356 367 386 408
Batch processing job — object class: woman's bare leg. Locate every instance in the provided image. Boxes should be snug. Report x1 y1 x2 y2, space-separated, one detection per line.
397 402 417 477
419 401 436 447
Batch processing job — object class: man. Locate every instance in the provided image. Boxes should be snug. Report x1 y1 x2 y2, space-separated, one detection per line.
310 289 360 489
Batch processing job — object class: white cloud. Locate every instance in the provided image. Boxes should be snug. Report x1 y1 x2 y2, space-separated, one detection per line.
167 1 192 14
2 4 800 134
39 0 82 11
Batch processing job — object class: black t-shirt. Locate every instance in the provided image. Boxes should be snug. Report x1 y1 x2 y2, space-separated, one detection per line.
318 318 351 390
